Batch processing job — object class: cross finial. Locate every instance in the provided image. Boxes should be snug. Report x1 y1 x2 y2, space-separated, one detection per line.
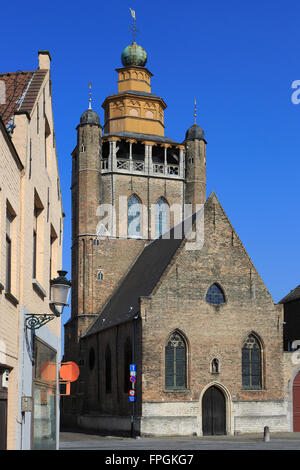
88 81 92 109
194 98 197 124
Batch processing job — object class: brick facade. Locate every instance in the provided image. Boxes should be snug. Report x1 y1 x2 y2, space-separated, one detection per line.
62 45 294 436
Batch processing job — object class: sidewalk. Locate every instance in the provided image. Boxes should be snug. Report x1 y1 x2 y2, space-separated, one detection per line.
59 431 300 450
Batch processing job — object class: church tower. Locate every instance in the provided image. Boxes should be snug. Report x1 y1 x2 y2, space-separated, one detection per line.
184 101 207 211
63 19 207 414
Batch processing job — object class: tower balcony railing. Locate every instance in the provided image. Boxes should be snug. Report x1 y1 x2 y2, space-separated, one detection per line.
152 164 179 175
101 158 181 178
100 142 184 179
116 159 145 172
167 164 179 175
116 158 130 170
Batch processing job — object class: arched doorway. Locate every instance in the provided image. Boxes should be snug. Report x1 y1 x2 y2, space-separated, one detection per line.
202 386 226 435
293 371 300 431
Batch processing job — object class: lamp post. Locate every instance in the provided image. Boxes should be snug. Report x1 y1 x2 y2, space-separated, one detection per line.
25 271 71 330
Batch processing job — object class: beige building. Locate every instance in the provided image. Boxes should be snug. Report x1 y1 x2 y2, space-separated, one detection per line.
0 51 64 449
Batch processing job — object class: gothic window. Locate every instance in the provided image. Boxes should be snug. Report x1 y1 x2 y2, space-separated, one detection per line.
155 197 169 238
128 195 141 238
123 337 132 393
206 283 226 305
97 270 103 281
242 334 262 390
105 345 112 394
165 331 187 390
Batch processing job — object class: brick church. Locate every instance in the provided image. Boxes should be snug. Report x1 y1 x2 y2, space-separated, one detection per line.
62 33 300 436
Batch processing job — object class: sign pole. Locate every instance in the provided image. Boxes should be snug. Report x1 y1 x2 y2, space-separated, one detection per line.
130 319 136 438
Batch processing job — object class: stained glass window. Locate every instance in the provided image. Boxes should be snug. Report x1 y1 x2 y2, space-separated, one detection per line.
128 195 141 237
206 283 225 305
242 334 262 389
165 332 187 389
155 197 169 238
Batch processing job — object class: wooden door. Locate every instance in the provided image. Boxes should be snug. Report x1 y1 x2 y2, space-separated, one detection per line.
202 386 226 435
293 371 300 431
0 399 7 450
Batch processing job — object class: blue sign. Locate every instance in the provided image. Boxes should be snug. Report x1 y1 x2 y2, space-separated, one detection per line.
129 396 136 402
130 364 136 372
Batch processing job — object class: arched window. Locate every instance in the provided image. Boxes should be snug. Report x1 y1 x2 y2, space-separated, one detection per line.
105 345 112 394
242 334 262 389
165 331 187 390
155 197 169 238
206 283 226 305
123 337 132 393
128 195 141 237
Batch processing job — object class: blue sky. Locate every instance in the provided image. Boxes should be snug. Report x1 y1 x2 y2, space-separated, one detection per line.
2 0 300 351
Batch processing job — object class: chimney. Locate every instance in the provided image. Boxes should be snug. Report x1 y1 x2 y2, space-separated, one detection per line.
38 50 51 70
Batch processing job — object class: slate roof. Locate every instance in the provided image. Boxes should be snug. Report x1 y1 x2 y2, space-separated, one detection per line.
279 285 300 304
84 209 201 337
0 69 47 131
103 131 179 145
103 90 164 102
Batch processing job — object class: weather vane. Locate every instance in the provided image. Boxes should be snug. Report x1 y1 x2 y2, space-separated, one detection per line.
129 8 139 43
194 98 197 124
89 81 92 109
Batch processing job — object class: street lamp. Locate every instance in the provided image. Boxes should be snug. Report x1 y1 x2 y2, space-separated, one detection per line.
25 270 71 330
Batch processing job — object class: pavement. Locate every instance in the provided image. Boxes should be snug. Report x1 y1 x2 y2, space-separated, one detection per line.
59 431 300 450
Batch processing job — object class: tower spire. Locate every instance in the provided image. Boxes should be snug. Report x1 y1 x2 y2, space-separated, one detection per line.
194 98 197 124
88 81 92 109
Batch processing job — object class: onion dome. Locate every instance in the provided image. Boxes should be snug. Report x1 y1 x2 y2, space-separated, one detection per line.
80 108 101 126
121 42 147 67
185 123 205 142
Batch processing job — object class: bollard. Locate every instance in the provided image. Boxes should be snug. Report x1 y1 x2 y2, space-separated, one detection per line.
264 426 270 442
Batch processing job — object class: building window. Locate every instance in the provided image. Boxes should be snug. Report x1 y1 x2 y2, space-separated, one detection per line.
6 208 14 293
33 207 39 279
165 331 187 390
37 102 39 134
97 270 103 281
155 197 169 238
32 192 44 282
50 226 58 282
33 338 57 450
105 345 112 394
128 195 141 238
45 117 51 168
242 334 262 390
206 283 226 305
123 337 132 393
